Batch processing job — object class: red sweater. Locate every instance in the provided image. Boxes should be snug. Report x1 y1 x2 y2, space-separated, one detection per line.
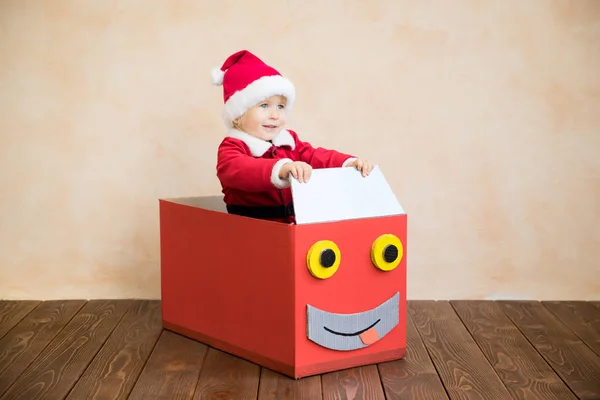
216 129 355 223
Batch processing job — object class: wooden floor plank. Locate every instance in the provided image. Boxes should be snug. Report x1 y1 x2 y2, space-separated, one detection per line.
0 301 40 340
257 368 322 400
590 302 600 312
127 330 208 400
0 300 86 397
451 301 577 400
377 311 449 400
321 365 385 400
0 300 131 400
408 301 512 400
193 347 261 400
499 301 600 399
542 301 600 357
65 300 163 400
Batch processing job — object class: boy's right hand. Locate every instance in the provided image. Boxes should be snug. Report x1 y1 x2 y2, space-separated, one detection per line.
279 161 312 183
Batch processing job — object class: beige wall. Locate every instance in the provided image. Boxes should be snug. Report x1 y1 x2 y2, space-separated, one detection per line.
1 1 599 300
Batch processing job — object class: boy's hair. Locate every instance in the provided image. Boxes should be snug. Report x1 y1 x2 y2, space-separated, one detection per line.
212 50 295 128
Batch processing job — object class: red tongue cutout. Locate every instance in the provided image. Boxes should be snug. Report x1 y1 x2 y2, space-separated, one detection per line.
359 327 379 345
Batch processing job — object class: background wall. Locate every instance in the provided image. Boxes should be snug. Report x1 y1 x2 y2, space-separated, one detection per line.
1 1 598 300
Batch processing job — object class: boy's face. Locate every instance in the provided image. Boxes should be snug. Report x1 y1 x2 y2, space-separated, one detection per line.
235 95 287 141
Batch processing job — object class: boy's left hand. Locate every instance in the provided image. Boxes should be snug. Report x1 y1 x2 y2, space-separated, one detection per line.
346 158 374 177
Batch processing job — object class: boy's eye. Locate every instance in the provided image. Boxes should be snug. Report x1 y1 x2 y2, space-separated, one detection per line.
259 103 268 108
278 104 285 109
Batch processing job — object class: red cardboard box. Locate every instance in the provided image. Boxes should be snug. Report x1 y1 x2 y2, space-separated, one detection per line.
159 166 407 378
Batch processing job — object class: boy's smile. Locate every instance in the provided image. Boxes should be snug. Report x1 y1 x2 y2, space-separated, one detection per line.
234 95 287 141
262 124 280 134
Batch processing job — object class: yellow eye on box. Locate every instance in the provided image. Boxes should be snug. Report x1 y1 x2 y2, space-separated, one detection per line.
371 234 402 271
306 240 341 279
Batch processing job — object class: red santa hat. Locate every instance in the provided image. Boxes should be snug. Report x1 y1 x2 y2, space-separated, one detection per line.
212 50 296 128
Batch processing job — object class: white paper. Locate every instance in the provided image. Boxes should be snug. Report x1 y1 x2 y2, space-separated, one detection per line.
290 165 405 225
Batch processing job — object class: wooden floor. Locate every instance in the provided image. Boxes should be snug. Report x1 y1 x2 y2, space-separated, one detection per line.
0 300 599 400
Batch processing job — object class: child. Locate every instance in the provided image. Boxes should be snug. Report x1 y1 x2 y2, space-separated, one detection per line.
212 50 373 223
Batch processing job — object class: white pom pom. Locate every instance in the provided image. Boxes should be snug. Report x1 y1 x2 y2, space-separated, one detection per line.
211 67 225 85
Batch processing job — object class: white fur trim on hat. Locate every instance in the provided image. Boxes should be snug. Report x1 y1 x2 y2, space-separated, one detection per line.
222 75 296 127
212 67 225 86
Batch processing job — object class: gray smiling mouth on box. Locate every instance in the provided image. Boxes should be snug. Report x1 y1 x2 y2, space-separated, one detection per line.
306 292 400 351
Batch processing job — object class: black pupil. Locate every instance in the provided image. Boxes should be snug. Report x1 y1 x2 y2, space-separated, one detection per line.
320 249 336 268
383 245 398 263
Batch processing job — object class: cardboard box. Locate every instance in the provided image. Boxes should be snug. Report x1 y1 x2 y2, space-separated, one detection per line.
159 166 407 378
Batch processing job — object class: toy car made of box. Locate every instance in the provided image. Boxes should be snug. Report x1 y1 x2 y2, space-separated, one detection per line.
159 166 407 378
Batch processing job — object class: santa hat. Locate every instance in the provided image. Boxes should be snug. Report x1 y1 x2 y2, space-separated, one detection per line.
211 50 296 128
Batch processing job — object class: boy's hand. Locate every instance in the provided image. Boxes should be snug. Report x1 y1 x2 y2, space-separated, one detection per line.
279 161 313 183
346 158 374 177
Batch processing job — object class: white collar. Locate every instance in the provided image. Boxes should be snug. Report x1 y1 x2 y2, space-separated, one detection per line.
227 129 296 157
